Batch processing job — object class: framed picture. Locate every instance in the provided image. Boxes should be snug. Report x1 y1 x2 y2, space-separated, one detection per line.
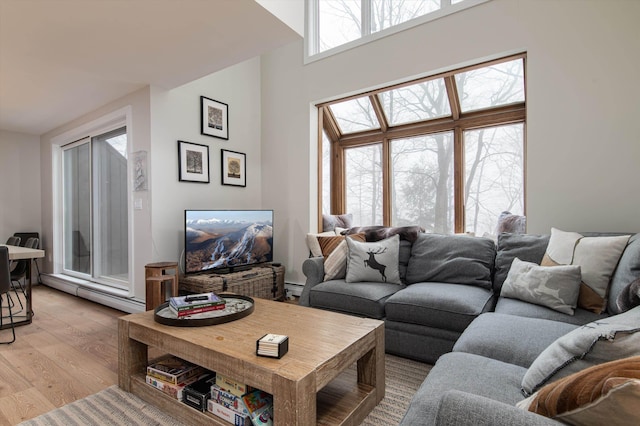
201 96 229 140
178 140 210 183
221 149 246 187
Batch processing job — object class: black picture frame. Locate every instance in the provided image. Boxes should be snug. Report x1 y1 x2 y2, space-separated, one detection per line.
221 149 246 187
178 140 210 183
201 96 229 140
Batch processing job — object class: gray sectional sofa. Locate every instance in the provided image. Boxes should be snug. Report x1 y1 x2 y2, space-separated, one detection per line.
300 228 640 425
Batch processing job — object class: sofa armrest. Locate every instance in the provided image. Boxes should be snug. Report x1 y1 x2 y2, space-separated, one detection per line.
299 257 325 306
434 390 559 426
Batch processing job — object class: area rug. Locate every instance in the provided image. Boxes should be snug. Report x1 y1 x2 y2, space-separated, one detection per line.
19 355 431 426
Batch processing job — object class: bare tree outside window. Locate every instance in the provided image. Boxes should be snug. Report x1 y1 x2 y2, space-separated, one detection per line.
345 144 383 225
371 0 440 33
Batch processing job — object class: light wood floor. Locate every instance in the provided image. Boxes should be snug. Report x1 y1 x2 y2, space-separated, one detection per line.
0 285 126 425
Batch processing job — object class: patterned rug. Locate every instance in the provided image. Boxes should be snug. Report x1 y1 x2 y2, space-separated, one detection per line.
19 355 431 426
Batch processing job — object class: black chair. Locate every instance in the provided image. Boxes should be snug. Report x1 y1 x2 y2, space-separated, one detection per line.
14 232 42 284
5 236 20 246
10 238 39 313
0 246 16 344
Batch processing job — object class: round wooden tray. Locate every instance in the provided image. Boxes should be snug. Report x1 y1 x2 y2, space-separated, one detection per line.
154 294 254 327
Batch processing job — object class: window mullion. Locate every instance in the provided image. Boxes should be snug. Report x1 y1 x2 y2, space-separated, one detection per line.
382 138 391 226
361 0 371 37
454 126 464 233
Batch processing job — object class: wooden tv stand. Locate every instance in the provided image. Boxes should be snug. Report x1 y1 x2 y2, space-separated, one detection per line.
118 297 385 425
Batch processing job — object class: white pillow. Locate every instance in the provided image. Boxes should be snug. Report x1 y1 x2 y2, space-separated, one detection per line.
541 228 630 313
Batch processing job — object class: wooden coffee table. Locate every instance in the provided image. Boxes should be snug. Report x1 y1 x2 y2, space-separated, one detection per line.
118 297 385 425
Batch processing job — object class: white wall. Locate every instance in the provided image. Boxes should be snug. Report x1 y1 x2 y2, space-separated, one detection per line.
38 57 263 305
261 0 640 285
150 57 264 271
0 130 41 241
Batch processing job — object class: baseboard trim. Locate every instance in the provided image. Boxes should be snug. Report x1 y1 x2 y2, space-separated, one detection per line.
41 274 145 314
285 282 303 297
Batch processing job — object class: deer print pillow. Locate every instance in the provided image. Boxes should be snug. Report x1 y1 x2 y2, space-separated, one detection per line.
345 234 401 284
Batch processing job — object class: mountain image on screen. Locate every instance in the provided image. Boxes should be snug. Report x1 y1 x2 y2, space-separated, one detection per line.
185 212 273 273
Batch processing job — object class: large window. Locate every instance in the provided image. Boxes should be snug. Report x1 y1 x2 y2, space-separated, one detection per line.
307 0 490 59
62 126 129 287
319 54 526 236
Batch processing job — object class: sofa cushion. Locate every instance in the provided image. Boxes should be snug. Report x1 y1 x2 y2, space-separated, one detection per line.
406 233 495 289
494 233 550 293
399 352 528 426
541 228 630 314
453 313 578 368
609 233 640 314
308 280 403 319
501 258 582 315
517 356 640 425
522 305 640 396
346 234 401 284
385 283 494 333
494 297 607 326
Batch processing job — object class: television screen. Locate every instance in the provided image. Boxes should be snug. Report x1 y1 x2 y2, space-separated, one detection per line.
184 210 273 274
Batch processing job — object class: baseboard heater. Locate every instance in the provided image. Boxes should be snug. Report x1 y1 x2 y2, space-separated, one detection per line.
41 274 145 314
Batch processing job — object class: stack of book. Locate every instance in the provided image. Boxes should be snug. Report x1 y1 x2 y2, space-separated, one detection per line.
169 292 225 317
207 373 273 426
145 355 207 401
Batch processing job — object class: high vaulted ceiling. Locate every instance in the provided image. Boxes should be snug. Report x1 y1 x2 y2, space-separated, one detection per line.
0 0 301 136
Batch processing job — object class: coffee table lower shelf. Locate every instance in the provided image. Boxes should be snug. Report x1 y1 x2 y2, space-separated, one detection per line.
129 370 377 426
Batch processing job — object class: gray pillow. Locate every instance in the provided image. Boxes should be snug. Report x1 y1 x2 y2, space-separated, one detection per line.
345 234 401 284
521 305 640 396
322 213 353 232
406 233 495 289
501 258 582 315
494 233 550 293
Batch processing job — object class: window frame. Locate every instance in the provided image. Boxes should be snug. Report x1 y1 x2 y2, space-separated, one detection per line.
305 0 492 63
317 53 526 233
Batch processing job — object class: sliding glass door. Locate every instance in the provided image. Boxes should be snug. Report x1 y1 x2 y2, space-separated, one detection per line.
62 126 129 288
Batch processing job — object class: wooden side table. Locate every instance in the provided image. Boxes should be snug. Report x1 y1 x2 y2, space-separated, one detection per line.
145 262 179 311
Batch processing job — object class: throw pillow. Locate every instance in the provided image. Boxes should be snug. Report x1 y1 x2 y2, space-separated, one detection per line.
521 305 640 396
345 234 401 284
305 230 337 258
517 356 640 426
501 258 582 315
322 233 365 281
341 225 425 243
541 228 630 313
322 213 353 232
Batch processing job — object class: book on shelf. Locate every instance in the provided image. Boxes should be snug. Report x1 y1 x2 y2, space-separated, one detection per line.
250 403 274 426
207 399 251 426
241 389 273 417
145 373 203 400
215 372 251 398
169 292 225 312
210 384 250 416
146 354 205 385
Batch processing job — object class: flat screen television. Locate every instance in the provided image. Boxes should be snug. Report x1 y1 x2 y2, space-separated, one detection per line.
184 210 273 274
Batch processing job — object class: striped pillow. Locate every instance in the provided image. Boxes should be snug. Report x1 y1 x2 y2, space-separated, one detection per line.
322 234 365 281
